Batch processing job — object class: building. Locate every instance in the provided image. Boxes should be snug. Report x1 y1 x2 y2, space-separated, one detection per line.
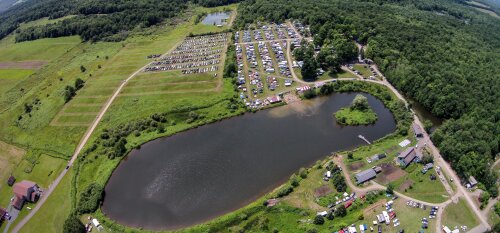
12 180 42 210
7 176 15 186
412 123 424 138
469 176 478 187
397 147 422 168
355 168 377 184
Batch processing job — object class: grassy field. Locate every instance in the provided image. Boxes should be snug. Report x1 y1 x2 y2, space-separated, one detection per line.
318 70 357 80
390 163 448 203
335 107 378 125
0 69 34 94
0 141 25 201
353 64 372 78
0 36 80 62
18 170 73 233
442 198 479 229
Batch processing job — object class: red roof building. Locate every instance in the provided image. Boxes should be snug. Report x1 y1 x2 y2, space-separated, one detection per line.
12 180 41 210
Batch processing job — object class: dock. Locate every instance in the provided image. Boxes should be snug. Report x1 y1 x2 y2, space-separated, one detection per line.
358 135 371 144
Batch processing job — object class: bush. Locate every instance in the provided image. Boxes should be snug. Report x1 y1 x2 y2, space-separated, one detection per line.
276 185 294 198
77 183 104 214
299 168 308 179
63 215 86 233
334 206 347 217
313 215 325 225
303 89 317 99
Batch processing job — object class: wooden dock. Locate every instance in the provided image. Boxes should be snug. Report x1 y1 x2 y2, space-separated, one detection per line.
358 135 371 144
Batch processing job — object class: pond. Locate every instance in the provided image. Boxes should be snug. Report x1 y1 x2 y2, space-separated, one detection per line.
102 93 397 230
201 11 231 26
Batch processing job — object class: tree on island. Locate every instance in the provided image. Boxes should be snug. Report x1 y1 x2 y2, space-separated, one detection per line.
351 94 369 111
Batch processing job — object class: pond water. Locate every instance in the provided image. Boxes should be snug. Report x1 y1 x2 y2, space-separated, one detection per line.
201 11 231 25
405 95 443 132
102 93 396 230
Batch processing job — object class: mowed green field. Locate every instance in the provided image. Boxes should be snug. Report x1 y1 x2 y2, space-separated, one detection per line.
0 69 34 94
0 36 80 62
442 198 479 229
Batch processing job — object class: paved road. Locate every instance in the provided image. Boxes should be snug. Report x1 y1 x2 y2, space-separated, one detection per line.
11 41 183 233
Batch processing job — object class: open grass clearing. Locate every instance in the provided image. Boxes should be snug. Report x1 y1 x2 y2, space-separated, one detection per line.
0 69 34 94
318 70 357 80
63 105 103 113
0 141 26 200
442 198 479 229
0 36 81 62
56 115 96 124
353 64 372 78
0 154 65 207
121 81 217 94
390 163 448 203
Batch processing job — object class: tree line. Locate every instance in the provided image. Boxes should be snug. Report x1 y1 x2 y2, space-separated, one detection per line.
235 0 499 196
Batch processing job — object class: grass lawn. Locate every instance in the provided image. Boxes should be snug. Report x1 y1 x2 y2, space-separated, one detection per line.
0 154 65 207
0 140 26 201
0 69 34 94
442 198 479 229
318 70 357 80
353 64 372 78
18 170 73 233
390 163 448 203
335 107 378 125
487 204 500 225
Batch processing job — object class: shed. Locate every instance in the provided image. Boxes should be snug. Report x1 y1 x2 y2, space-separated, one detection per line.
92 218 100 227
7 176 15 186
355 169 377 184
469 176 478 187
412 123 424 138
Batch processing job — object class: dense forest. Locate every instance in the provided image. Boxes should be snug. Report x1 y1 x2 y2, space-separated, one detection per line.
0 0 240 42
236 0 500 196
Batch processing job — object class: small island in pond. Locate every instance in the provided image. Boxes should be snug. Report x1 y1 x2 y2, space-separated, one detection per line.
335 94 378 125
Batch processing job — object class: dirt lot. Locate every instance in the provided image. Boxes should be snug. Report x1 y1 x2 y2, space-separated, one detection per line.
0 61 46 69
375 162 406 185
398 179 414 191
314 185 333 197
348 161 365 171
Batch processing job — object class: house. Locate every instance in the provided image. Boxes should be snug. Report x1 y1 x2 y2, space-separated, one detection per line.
412 123 424 138
397 147 422 168
355 168 377 184
469 176 478 187
12 180 42 210
7 176 15 186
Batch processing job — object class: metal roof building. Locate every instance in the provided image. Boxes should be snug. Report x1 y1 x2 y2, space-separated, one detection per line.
355 168 377 184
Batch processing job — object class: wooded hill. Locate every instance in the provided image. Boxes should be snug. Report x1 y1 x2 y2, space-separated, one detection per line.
236 0 499 196
0 0 240 42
